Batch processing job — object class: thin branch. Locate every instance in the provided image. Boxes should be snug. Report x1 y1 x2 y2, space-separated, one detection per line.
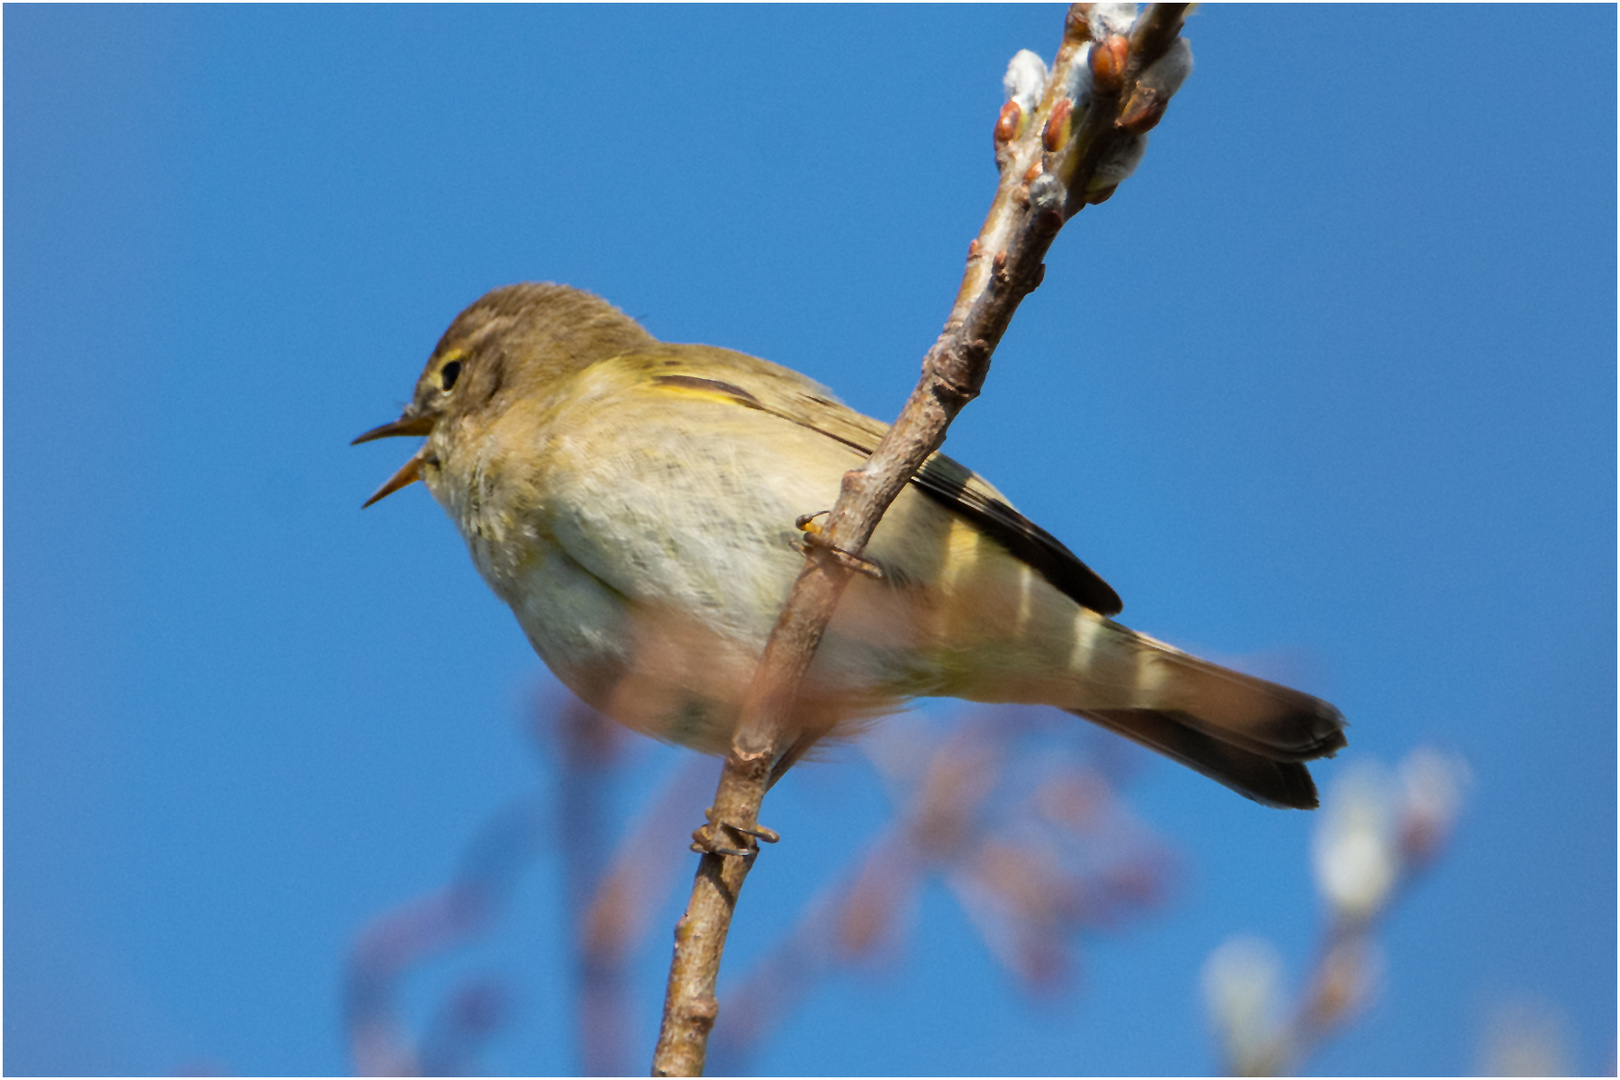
651 6 1193 1074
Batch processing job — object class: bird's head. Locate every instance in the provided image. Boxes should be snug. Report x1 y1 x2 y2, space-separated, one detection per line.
352 282 655 507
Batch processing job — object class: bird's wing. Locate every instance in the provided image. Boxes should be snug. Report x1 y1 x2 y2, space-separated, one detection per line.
609 346 1123 616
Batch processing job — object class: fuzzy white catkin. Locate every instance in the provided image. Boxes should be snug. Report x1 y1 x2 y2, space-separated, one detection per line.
1002 49 1048 115
1138 37 1194 99
1087 2 1139 40
1028 173 1064 214
1090 134 1148 189
1064 43 1093 105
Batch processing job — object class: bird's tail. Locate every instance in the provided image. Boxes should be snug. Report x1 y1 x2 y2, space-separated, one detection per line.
1059 617 1346 808
1073 705 1341 809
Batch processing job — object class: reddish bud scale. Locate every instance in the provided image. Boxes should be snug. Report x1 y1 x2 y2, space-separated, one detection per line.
994 101 1021 144
1090 34 1128 94
1023 162 1043 183
1119 95 1168 135
1042 98 1073 153
967 238 981 259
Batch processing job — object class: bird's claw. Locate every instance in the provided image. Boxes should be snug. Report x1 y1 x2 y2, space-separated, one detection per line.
793 512 882 579
689 812 781 857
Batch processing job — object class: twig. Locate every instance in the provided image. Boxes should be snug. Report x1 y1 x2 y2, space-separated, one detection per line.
651 6 1194 1074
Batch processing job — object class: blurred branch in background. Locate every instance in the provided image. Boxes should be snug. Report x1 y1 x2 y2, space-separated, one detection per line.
556 708 719 1077
709 707 1176 1074
344 702 1577 1077
343 693 1183 1076
343 695 711 1077
1201 747 1471 1076
344 792 546 1076
548 698 634 1076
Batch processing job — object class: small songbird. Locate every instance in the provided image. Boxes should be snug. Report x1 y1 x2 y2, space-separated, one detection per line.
355 283 1346 807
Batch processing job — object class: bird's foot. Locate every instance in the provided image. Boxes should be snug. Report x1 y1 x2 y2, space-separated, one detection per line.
793 511 883 579
689 808 781 857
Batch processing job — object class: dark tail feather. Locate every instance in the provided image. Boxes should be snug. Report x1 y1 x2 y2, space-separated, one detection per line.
1124 646 1349 764
1074 707 1336 809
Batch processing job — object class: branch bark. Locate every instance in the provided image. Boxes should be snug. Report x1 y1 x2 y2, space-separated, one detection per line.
651 6 1192 1074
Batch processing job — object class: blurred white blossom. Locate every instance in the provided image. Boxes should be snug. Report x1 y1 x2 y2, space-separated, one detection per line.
1209 747 1471 1074
1312 761 1399 923
1479 998 1573 1076
1203 935 1287 1075
1397 747 1470 865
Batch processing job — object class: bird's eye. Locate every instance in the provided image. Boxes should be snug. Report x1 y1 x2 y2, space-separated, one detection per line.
440 360 463 392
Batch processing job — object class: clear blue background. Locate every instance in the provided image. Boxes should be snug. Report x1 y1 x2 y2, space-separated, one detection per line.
6 4 1614 1076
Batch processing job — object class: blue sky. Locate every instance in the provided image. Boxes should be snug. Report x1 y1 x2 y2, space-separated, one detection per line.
5 5 1614 1076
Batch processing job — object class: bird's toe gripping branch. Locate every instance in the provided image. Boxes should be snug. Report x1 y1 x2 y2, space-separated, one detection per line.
793 510 884 580
690 808 782 858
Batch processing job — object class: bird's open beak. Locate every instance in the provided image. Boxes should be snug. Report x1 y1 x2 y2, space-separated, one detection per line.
353 413 436 508
352 414 434 445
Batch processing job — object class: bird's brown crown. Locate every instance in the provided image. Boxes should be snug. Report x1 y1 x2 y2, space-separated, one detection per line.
403 283 657 430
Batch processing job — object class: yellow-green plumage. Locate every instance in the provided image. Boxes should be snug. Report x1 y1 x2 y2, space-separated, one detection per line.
356 283 1346 808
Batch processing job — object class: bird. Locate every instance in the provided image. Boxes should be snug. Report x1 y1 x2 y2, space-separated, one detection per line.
354 283 1346 808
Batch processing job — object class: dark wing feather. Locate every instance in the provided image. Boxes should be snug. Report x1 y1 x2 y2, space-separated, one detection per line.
908 455 1122 615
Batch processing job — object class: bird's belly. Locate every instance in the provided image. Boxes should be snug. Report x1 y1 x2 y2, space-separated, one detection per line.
481 522 921 755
